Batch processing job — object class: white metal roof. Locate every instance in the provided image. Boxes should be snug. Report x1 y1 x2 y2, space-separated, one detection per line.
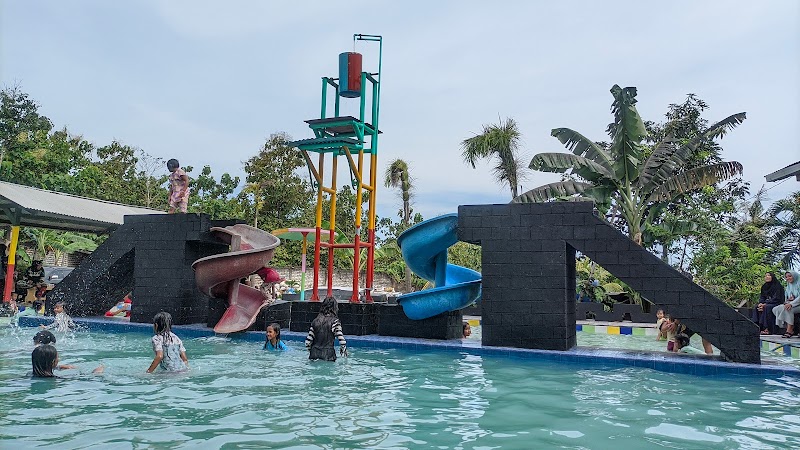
766 161 800 182
0 180 165 233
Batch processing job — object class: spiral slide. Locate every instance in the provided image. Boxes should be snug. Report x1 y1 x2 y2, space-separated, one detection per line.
192 224 281 334
397 214 482 320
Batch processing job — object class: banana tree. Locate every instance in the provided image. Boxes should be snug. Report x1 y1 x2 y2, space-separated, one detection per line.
22 228 98 264
515 85 744 245
767 191 800 269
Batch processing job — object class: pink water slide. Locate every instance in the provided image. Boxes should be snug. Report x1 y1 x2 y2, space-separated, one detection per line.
192 224 281 334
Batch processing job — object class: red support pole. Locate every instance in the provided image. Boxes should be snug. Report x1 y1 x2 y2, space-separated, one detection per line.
351 231 361 302
3 263 15 302
365 228 375 302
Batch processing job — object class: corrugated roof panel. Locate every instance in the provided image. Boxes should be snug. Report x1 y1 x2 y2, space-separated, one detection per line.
0 181 165 230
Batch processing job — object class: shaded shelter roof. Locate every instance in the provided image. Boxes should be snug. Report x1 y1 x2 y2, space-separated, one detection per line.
0 181 165 233
766 161 800 182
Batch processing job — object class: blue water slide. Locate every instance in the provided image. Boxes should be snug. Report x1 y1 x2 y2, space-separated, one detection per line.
396 214 482 320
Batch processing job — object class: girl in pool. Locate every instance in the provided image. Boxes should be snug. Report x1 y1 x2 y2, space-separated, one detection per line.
146 312 189 373
305 297 348 361
264 323 288 351
34 330 77 370
31 344 103 377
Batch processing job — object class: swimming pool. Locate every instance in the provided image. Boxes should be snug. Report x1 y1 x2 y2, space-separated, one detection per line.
3 325 800 448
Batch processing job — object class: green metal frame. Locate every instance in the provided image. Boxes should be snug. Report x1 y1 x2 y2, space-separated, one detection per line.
288 34 383 302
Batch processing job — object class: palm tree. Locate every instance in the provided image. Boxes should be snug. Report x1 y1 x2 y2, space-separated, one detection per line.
461 118 526 198
767 191 800 269
515 85 744 245
242 182 267 228
384 158 414 292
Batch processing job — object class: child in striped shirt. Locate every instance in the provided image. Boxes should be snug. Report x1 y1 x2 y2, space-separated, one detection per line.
305 297 348 361
39 302 76 333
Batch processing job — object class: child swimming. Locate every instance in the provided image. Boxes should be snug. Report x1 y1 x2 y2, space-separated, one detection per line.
31 344 60 377
146 312 189 373
33 330 57 346
31 344 103 377
33 330 77 369
264 323 288 351
675 333 706 355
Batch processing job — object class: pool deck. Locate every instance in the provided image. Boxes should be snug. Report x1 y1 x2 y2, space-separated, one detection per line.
17 315 800 378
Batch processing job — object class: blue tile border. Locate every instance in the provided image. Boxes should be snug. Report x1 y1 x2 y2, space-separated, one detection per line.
19 316 800 379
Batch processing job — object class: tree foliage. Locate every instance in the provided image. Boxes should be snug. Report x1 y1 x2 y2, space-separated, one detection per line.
518 85 745 247
461 117 526 198
384 158 414 291
766 191 800 269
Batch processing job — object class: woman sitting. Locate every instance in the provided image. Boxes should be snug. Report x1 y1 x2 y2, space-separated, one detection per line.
751 272 785 335
772 271 800 338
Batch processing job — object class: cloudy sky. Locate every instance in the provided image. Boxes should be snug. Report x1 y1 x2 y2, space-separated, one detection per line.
2 1 798 222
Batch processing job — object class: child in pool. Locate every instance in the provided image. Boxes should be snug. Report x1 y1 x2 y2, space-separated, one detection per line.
34 330 77 370
33 329 56 345
305 297 348 361
660 315 678 351
674 333 705 355
264 323 288 351
39 302 76 332
147 312 189 373
462 322 472 338
655 309 667 341
31 344 104 377
9 300 35 327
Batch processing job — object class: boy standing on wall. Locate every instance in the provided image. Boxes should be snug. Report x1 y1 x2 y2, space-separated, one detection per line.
167 159 190 214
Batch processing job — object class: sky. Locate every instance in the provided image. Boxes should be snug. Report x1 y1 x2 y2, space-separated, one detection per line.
1 0 798 223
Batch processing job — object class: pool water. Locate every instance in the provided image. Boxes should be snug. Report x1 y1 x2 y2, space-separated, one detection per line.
574 329 800 369
468 324 800 369
3 327 800 449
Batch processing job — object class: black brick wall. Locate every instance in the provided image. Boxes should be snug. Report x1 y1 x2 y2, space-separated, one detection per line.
459 202 760 364
289 301 379 336
48 214 236 325
378 305 463 339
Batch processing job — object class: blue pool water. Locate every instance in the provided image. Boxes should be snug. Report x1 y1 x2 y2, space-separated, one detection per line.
2 325 800 449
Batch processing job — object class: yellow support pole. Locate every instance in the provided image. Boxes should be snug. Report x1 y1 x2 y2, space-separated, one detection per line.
327 153 338 297
365 152 378 300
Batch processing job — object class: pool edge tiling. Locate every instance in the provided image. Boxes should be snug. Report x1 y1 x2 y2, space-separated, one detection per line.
19 316 800 378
